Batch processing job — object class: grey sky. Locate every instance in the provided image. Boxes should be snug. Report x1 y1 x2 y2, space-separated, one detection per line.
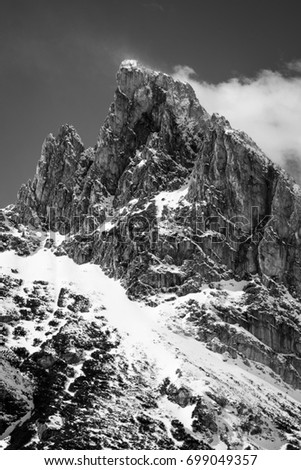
1 0 300 206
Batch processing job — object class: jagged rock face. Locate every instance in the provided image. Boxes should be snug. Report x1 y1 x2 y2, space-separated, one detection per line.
16 60 207 233
95 60 208 196
185 281 301 388
16 125 108 234
14 60 301 300
90 63 301 303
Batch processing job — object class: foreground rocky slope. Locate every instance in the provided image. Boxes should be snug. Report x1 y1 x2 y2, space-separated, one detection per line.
1 238 301 450
1 60 301 449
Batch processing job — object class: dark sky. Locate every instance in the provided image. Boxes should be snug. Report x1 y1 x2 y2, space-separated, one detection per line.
1 0 300 206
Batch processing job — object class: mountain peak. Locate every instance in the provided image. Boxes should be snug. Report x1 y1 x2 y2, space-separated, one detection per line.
119 59 161 75
116 59 204 113
119 59 140 70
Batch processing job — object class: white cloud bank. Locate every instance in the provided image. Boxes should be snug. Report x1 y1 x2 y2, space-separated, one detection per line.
172 62 301 176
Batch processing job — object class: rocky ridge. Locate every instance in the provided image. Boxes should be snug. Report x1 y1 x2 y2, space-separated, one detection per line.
14 60 301 299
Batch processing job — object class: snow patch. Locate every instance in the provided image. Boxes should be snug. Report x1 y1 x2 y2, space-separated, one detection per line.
154 185 189 220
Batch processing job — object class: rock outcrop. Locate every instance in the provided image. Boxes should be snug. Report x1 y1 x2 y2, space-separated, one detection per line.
0 357 33 437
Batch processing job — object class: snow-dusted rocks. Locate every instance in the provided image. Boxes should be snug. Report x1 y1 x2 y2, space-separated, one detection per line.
2 249 301 449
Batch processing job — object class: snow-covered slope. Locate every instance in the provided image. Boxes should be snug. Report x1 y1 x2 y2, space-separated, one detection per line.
1 225 301 450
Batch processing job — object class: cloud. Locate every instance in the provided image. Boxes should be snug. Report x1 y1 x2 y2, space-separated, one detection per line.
286 59 301 73
172 63 301 177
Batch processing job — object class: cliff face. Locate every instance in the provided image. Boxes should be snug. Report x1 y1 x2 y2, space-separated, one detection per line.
15 125 106 234
2 60 301 450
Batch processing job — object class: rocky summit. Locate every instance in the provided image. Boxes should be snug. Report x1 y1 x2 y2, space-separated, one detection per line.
1 59 301 450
